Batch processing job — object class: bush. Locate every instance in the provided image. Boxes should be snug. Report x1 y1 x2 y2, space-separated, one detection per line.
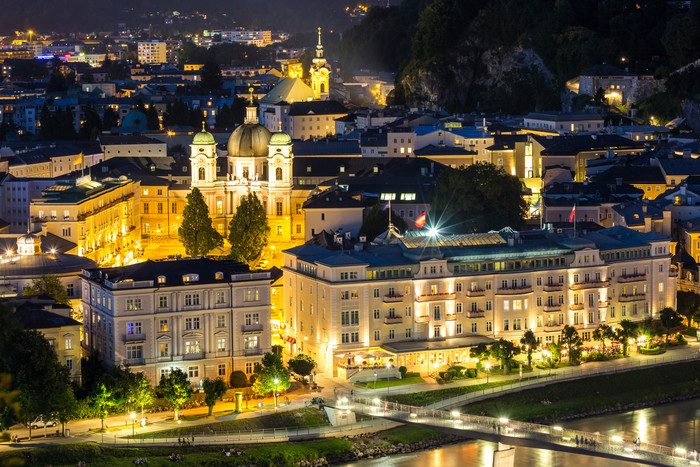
249 374 257 385
230 370 248 388
675 333 688 345
398 366 408 378
446 365 466 379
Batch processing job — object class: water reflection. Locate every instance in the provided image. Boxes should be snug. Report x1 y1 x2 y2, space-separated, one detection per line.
343 399 700 467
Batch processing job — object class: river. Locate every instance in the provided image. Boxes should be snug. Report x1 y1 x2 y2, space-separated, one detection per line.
343 399 700 467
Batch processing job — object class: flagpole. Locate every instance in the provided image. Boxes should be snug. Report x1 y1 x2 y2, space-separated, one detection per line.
388 200 392 230
573 203 576 236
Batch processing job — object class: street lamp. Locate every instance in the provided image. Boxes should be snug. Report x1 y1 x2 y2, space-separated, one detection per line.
28 30 33 43
374 370 377 390
273 378 279 411
485 362 491 383
130 412 136 437
386 362 391 395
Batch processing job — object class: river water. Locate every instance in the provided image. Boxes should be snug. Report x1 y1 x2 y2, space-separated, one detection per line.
343 399 700 467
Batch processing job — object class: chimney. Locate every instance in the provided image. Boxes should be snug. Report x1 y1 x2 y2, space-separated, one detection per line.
359 235 367 243
345 231 351 240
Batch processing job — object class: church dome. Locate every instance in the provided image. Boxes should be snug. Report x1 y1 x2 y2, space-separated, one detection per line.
121 110 148 130
17 232 40 256
192 130 216 146
269 131 291 146
227 123 271 157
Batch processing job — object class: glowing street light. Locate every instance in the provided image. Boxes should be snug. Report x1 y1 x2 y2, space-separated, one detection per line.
130 412 136 436
485 362 491 383
273 378 279 411
427 226 439 237
28 30 33 42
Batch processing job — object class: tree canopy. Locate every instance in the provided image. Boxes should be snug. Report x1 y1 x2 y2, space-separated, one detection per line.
228 192 270 267
519 330 537 368
202 377 227 416
178 187 223 257
287 353 316 377
252 351 291 397
23 274 69 305
157 368 192 421
489 338 520 375
431 163 527 233
359 203 408 242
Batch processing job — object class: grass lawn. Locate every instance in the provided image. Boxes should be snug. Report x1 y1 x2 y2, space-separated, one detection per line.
0 439 353 467
391 376 539 406
132 407 329 438
459 360 700 423
381 425 445 444
354 375 425 389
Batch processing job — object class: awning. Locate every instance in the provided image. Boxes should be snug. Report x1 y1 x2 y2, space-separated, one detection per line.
380 336 495 354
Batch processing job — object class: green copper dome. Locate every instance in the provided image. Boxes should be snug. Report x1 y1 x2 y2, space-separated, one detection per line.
192 130 216 145
269 131 291 146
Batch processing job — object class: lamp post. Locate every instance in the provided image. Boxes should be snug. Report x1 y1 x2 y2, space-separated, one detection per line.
130 412 136 437
485 362 491 383
374 370 377 390
386 362 391 395
28 30 33 43
273 378 279 411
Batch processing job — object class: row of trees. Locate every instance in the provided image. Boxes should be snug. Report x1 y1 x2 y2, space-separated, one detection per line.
178 188 270 267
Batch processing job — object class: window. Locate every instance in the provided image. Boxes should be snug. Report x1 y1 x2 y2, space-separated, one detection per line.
218 364 226 376
471 322 477 333
185 317 200 330
405 306 412 316
66 284 74 297
374 330 380 341
159 319 168 332
217 315 225 328
245 289 260 302
245 362 253 374
433 326 441 337
374 309 380 319
185 340 201 354
276 201 283 216
389 329 395 340
160 342 169 357
127 345 143 360
373 288 380 298
217 338 226 351
184 293 200 306
503 319 509 331
64 336 73 350
486 300 492 311
244 336 259 349
126 322 142 335
245 313 260 326
455 282 462 292
405 328 412 338
159 296 168 308
486 321 493 332
513 318 521 331
126 298 142 311
456 303 463 313
66 359 73 371
188 366 199 378
160 368 172 378
216 291 225 304
433 305 441 320
341 310 359 326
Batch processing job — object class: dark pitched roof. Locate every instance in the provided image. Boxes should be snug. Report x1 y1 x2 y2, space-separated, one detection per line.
99 135 164 145
303 188 365 209
579 64 632 77
657 157 700 176
533 134 645 156
288 100 348 117
525 112 603 122
485 135 528 151
594 165 665 184
413 144 476 156
292 140 360 156
13 308 81 330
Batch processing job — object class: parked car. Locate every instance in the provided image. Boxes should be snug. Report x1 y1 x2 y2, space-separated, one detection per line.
29 416 58 429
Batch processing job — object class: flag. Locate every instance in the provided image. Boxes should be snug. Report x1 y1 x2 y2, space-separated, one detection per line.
380 200 390 211
569 205 576 223
416 212 426 228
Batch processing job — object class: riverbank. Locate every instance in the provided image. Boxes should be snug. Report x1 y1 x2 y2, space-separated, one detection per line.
458 359 700 423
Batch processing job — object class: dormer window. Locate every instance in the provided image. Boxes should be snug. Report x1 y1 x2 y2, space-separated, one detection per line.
157 275 166 284
215 272 223 280
183 274 199 283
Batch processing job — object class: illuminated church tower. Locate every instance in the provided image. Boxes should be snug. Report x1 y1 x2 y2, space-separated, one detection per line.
310 27 330 101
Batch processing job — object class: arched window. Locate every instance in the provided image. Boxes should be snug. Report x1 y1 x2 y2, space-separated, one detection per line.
276 167 283 181
320 83 326 93
198 167 205 181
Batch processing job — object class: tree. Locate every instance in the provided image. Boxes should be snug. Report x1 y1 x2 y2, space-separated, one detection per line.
677 291 700 327
520 330 537 368
202 378 227 416
252 351 291 398
548 342 562 365
489 338 520 375
178 187 223 257
157 368 192 421
470 343 490 370
54 384 78 436
431 163 528 233
230 370 248 388
228 192 270 267
637 317 662 348
560 325 583 364
659 307 683 343
145 105 160 131
102 108 119 130
592 324 614 352
287 353 316 378
23 274 69 305
90 383 116 431
200 60 223 91
359 202 408 242
614 319 638 357
132 373 155 419
79 105 102 140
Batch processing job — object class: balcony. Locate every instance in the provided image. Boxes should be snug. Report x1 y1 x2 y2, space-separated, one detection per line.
123 333 146 342
570 303 585 311
544 324 563 332
384 315 403 325
573 323 586 329
416 292 456 302
543 304 561 312
445 313 457 321
466 310 485 318
241 324 263 333
465 289 485 297
496 286 532 295
383 293 404 303
619 293 646 302
415 315 429 323
598 300 610 308
570 280 610 290
543 284 564 292
618 274 646 283
244 348 263 356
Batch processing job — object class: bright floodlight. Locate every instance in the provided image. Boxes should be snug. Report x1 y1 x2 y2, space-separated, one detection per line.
612 435 622 442
130 412 136 419
273 378 279 385
372 398 380 405
428 227 439 236
451 411 460 418
499 417 509 424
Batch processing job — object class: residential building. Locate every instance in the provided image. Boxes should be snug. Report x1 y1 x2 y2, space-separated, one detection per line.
572 64 663 106
523 112 604 134
138 41 167 64
302 187 365 240
80 258 273 385
99 136 167 159
594 166 667 199
283 227 674 376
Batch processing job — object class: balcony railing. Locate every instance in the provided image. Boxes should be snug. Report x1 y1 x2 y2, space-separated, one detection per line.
416 292 456 302
384 315 403 324
241 324 264 333
465 289 485 297
570 280 610 290
445 313 457 321
383 293 404 303
543 284 564 292
543 304 561 312
466 310 485 318
244 348 263 356
496 286 532 295
573 323 586 329
619 293 646 302
544 324 563 332
570 303 585 311
598 300 610 308
415 315 429 323
618 274 646 283
123 333 146 342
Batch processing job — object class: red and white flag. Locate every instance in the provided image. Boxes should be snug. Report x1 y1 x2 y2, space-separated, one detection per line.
416 212 426 228
569 205 576 223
